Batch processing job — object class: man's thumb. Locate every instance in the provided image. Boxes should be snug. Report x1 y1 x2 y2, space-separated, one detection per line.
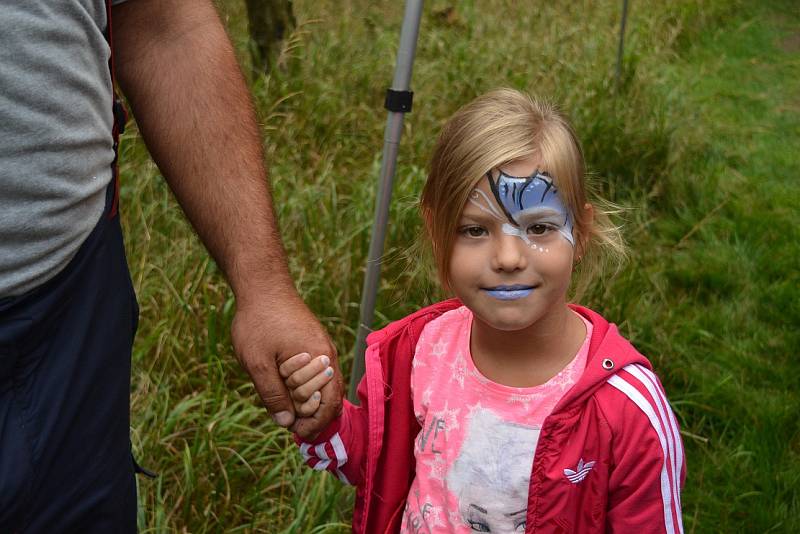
252 360 296 427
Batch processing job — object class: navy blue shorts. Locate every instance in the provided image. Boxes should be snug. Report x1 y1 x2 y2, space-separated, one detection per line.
0 185 140 533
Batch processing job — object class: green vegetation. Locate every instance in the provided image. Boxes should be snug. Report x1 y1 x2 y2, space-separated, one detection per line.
121 0 799 531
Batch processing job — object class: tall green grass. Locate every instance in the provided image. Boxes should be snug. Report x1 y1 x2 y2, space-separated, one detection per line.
120 0 799 531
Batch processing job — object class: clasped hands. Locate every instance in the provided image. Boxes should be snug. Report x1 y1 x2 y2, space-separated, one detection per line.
231 291 344 440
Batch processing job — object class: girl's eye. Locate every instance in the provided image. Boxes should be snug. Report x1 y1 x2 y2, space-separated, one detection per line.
467 520 491 532
526 223 553 236
460 226 487 238
515 520 526 532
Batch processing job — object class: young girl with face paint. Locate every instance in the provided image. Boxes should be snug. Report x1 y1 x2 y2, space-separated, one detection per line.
281 88 685 534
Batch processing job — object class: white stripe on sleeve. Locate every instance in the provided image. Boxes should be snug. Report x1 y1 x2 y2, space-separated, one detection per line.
298 434 353 484
627 365 683 530
330 432 349 468
608 373 677 534
638 365 685 489
299 443 312 463
632 364 685 517
314 443 330 461
313 459 331 471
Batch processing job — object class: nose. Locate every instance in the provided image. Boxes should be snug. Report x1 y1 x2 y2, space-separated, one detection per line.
491 232 528 272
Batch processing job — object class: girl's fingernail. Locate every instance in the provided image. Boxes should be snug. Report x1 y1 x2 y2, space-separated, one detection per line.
320 355 330 366
313 391 321 400
325 367 334 377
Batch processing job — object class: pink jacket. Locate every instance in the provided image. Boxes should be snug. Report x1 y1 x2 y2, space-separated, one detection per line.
299 299 685 533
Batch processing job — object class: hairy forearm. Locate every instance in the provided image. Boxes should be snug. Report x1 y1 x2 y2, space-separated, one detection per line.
113 0 292 305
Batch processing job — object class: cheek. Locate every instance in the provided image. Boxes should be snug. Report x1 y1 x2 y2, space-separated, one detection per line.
525 240 574 275
448 243 482 280
447 259 467 294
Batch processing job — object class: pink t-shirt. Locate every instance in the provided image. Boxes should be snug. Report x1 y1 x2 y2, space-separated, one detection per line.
400 306 592 534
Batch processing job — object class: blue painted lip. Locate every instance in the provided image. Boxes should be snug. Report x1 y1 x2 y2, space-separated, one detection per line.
483 285 534 300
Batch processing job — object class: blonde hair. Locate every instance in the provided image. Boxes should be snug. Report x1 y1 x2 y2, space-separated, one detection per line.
420 88 627 299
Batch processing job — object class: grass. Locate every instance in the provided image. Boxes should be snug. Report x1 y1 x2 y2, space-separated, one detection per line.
119 0 799 531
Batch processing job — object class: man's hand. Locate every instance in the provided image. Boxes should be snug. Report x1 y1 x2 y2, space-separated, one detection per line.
231 291 343 439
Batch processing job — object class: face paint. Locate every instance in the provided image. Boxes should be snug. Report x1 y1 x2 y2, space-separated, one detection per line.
484 169 575 247
467 189 554 251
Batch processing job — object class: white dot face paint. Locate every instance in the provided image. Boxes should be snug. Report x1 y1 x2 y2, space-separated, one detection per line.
468 170 575 250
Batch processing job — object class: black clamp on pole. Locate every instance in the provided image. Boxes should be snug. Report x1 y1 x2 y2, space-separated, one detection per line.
385 89 414 113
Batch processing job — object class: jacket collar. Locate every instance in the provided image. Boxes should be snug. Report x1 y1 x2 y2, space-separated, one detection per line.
365 300 650 412
554 304 652 411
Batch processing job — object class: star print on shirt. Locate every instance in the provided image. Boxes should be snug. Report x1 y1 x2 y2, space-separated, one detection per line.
448 351 467 388
438 403 461 433
422 453 448 483
422 387 434 407
431 340 448 357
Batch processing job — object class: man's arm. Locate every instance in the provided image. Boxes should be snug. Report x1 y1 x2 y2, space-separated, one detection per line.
112 0 342 437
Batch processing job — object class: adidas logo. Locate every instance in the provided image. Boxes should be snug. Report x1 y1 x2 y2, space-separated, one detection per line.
564 458 596 484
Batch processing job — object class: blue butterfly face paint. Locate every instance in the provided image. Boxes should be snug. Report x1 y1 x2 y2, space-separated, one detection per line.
468 169 575 248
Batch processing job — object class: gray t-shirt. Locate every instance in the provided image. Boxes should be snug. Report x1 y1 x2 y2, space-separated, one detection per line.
0 0 127 297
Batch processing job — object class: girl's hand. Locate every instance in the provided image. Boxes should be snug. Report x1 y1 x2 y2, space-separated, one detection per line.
279 352 335 418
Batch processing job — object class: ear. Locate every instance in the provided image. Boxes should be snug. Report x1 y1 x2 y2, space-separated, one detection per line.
575 202 594 261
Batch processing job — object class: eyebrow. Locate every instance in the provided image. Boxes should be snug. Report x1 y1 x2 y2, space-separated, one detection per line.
515 207 564 219
469 504 488 514
458 210 499 224
505 508 527 517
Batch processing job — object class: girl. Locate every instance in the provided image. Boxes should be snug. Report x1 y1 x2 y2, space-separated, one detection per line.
281 88 685 533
